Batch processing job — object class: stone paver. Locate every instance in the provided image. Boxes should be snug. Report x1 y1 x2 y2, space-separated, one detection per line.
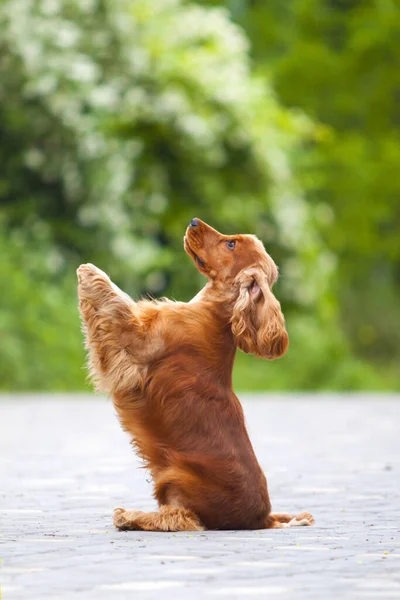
1 394 400 599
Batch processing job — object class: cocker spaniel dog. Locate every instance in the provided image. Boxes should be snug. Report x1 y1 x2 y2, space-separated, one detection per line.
77 218 314 531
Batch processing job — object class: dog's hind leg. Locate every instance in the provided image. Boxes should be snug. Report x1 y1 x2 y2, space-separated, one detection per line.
113 506 204 532
267 511 315 528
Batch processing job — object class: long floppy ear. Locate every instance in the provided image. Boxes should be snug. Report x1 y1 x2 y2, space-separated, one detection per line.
231 267 289 359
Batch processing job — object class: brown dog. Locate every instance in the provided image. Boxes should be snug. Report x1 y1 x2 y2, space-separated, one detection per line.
77 218 314 531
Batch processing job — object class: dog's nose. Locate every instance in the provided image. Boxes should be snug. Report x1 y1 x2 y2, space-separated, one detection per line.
189 218 199 227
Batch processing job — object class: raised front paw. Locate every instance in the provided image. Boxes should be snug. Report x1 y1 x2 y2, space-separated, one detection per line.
77 263 109 284
77 264 114 307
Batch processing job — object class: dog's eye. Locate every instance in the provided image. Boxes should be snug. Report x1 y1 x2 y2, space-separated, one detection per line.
226 240 236 250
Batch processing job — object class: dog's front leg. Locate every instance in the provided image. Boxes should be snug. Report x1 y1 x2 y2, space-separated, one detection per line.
77 263 149 394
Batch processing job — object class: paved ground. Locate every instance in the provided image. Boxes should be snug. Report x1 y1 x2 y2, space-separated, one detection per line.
1 394 400 599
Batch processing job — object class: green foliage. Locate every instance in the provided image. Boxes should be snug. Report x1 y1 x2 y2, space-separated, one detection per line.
200 0 400 373
0 0 397 390
0 229 86 390
234 316 398 392
270 0 400 365
0 0 325 301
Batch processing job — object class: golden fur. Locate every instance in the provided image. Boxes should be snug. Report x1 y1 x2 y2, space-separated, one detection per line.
77 219 314 530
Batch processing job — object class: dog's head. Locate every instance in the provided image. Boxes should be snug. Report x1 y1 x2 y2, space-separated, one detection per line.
184 218 289 359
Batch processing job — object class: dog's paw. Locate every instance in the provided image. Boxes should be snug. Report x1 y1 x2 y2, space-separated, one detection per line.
77 263 110 286
113 506 128 530
288 511 315 527
77 263 100 282
113 507 143 530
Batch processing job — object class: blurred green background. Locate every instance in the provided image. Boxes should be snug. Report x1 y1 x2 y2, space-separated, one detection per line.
0 0 399 391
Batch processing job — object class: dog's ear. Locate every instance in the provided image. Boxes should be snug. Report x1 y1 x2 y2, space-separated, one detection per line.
231 266 289 359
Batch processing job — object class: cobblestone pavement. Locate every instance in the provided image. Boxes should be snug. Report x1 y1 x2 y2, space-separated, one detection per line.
1 394 400 600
